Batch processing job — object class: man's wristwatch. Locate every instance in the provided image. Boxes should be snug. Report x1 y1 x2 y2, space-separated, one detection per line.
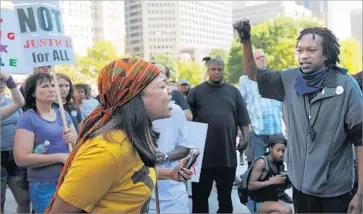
162 152 170 164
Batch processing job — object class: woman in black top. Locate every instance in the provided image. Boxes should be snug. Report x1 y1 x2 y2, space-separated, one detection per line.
247 135 292 213
53 73 82 133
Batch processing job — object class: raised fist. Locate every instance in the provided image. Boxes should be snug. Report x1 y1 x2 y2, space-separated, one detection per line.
233 18 251 44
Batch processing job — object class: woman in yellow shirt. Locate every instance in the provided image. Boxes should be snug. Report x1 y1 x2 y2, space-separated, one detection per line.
46 57 192 213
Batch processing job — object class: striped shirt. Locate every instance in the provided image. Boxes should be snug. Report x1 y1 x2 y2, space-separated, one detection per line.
239 75 283 135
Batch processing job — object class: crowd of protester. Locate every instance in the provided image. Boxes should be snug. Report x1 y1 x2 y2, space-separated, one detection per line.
0 19 362 214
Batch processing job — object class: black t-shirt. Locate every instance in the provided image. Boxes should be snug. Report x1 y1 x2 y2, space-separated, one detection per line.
251 158 283 202
52 103 82 133
171 90 190 110
187 82 250 167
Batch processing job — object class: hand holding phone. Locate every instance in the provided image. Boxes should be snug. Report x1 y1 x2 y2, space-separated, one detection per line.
183 149 200 169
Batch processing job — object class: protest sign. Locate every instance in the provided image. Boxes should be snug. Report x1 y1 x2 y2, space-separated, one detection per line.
187 121 208 183
12 0 74 151
22 35 75 67
13 1 75 67
0 8 28 74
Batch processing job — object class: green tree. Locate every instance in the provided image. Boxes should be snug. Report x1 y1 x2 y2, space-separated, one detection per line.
226 37 244 84
339 38 362 74
226 16 320 84
177 61 202 86
150 53 178 79
56 40 122 83
251 16 319 70
209 48 229 65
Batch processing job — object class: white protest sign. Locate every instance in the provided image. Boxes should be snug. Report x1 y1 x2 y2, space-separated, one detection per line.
187 121 208 183
0 9 28 74
13 0 76 67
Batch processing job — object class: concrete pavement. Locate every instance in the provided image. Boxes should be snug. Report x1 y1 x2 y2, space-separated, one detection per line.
3 153 293 213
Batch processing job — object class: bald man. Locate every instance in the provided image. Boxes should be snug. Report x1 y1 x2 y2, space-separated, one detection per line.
188 57 250 213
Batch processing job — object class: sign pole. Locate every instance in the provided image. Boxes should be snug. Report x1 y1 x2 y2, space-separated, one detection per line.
51 66 73 152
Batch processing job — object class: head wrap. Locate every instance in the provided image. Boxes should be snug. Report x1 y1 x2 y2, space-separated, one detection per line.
45 57 160 212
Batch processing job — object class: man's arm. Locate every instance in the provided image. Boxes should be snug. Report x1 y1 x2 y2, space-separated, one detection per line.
186 88 198 121
236 88 250 144
158 105 191 164
243 40 257 81
183 110 193 121
166 146 190 162
171 90 193 121
167 105 192 160
237 19 285 101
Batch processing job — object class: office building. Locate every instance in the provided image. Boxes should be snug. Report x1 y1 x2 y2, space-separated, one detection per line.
232 1 312 25
351 8 362 48
60 1 94 56
60 1 125 56
125 0 233 61
296 0 332 28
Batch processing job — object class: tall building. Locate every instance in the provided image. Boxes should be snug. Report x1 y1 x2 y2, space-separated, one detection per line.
351 8 362 48
91 1 125 55
295 0 332 28
232 1 312 25
60 1 125 56
60 1 94 56
125 0 233 61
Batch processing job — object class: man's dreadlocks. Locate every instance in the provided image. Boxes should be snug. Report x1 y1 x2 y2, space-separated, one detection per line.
296 27 340 66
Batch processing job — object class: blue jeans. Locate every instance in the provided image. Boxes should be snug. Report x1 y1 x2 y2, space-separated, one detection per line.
247 199 262 213
29 182 57 213
249 131 269 161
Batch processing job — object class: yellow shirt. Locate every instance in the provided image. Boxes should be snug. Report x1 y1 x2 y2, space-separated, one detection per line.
58 130 156 213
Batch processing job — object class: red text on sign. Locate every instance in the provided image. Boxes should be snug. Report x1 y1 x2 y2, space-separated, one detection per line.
24 39 73 49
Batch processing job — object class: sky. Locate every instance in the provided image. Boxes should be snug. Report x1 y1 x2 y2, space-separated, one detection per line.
330 1 362 39
243 1 362 40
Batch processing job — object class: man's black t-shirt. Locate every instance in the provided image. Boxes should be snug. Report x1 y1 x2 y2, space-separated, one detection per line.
171 90 190 110
187 82 250 167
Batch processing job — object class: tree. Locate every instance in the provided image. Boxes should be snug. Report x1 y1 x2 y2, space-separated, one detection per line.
226 37 244 84
226 16 320 84
339 38 362 74
150 53 178 79
251 16 319 70
56 40 122 84
209 48 229 65
177 61 202 86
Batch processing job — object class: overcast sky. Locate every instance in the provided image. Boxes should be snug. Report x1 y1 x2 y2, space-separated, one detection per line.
243 1 362 39
331 1 362 39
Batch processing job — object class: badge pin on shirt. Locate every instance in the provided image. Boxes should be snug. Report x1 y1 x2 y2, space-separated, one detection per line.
71 110 78 117
335 86 344 95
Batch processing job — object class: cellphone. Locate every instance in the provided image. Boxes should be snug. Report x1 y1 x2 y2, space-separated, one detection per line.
183 150 200 169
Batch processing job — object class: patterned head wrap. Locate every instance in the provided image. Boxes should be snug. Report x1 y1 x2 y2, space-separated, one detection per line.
46 57 160 212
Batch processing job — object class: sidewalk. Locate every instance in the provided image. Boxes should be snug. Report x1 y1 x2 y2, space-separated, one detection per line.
3 153 293 213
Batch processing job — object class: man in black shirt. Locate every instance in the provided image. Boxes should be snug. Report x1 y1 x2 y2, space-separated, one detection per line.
187 57 250 213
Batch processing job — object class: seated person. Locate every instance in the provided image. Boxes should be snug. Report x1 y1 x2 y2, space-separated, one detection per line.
247 135 292 214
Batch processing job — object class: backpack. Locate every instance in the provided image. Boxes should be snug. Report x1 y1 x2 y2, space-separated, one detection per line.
237 156 270 205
